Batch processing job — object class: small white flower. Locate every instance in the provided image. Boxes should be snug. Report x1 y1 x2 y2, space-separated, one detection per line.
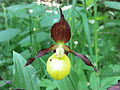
108 11 115 16
33 27 36 31
53 19 58 22
28 9 33 13
62 5 72 10
36 0 40 5
74 41 78 45
98 25 104 31
87 82 90 86
89 20 95 24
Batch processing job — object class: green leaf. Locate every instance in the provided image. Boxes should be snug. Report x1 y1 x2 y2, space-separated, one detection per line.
13 10 29 18
77 70 89 90
53 70 78 90
18 32 49 47
0 81 7 87
6 3 36 12
30 5 46 17
80 0 94 7
13 51 40 90
39 79 56 90
105 20 120 28
0 12 4 17
90 72 100 90
104 1 120 10
20 50 31 59
40 14 59 28
6 3 39 18
101 76 120 89
0 28 20 43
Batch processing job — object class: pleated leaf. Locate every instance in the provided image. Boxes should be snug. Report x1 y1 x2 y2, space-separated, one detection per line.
13 51 40 90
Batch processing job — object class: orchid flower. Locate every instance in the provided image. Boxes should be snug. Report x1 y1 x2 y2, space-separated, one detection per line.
25 8 97 80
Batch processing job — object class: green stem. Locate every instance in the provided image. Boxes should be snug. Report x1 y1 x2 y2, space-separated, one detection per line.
2 4 10 53
28 11 35 56
93 0 99 90
93 0 98 68
67 0 69 5
29 15 33 47
70 0 77 59
40 58 46 65
2 4 8 29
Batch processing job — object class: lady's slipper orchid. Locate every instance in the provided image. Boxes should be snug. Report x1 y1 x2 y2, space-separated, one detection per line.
25 8 97 80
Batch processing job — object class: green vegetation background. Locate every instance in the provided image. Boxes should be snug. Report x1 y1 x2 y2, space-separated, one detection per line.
0 0 120 90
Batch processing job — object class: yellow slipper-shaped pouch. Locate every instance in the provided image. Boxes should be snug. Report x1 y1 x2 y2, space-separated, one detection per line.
47 53 71 80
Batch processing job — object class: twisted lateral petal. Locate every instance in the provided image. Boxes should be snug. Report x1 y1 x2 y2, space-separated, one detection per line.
25 45 58 66
72 52 98 72
63 45 98 72
51 8 71 43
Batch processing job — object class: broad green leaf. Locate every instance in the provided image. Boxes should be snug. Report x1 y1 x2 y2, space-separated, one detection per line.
98 87 107 90
101 76 120 89
77 70 89 90
39 79 56 90
0 28 20 42
101 66 113 77
72 55 89 90
13 10 29 18
113 64 120 74
6 3 36 12
18 32 49 47
104 1 120 10
90 72 100 90
30 5 46 17
20 50 31 59
0 81 7 87
0 12 4 17
40 14 59 28
105 20 120 28
13 51 40 90
6 3 42 18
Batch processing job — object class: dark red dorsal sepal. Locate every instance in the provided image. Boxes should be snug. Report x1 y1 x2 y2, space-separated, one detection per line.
51 8 71 44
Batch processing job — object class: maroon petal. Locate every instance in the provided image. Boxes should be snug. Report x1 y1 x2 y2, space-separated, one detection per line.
25 45 58 66
24 58 35 67
63 45 98 72
51 8 71 43
107 80 120 90
72 52 98 72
